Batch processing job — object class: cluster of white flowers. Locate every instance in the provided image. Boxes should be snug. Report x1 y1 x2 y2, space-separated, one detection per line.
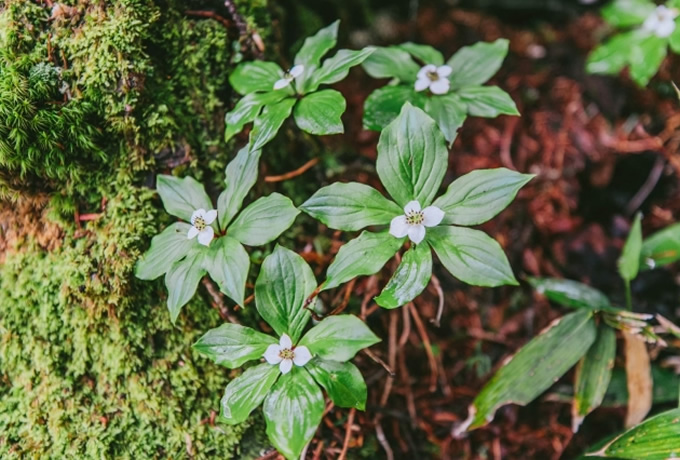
642 5 678 38
273 65 304 90
414 64 452 95
263 334 312 374
389 200 444 244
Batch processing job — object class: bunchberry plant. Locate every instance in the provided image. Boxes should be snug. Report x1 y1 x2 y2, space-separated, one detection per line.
587 0 680 86
301 103 532 309
193 246 380 460
135 147 299 323
362 39 518 145
225 21 374 151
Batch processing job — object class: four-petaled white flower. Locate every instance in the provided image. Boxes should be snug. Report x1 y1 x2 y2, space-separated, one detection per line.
389 200 444 244
263 333 312 374
188 208 217 246
642 5 678 38
414 64 452 95
273 65 304 90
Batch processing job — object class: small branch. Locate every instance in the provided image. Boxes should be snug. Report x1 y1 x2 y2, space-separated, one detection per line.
338 408 356 460
626 155 665 216
429 273 445 327
264 158 319 183
409 302 438 392
362 348 395 377
202 278 240 324
185 10 233 28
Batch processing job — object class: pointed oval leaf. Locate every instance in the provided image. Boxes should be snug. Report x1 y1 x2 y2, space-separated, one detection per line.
361 46 420 81
376 103 448 207
307 358 367 410
640 222 680 269
300 182 402 231
294 20 339 69
249 97 296 151
263 368 325 460
293 89 346 135
193 323 277 368
299 315 380 362
629 35 666 87
217 147 261 231
225 91 288 142
156 175 213 222
375 242 432 309
602 0 656 27
446 39 509 88
229 61 283 95
432 168 534 225
586 31 644 76
363 85 424 131
228 193 299 246
458 86 519 118
202 236 249 306
424 93 468 144
135 222 194 280
619 213 643 282
305 48 375 93
528 277 611 310
220 363 280 425
397 42 444 66
165 249 206 324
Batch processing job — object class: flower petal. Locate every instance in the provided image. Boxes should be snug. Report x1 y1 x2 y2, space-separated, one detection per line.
204 209 218 225
414 77 430 92
289 64 304 78
273 78 290 90
389 215 409 239
429 79 450 95
657 19 676 37
417 64 437 79
437 65 453 77
197 226 214 246
280 359 293 374
264 344 283 364
293 346 312 366
422 206 444 227
187 226 200 239
190 209 205 225
404 200 421 214
279 333 292 349
407 224 426 244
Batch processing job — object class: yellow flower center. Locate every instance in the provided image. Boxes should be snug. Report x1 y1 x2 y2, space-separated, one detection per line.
427 71 439 81
279 348 294 360
405 210 424 225
194 216 206 231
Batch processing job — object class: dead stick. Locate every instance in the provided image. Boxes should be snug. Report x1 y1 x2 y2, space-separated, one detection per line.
264 158 319 183
409 302 438 392
338 408 356 460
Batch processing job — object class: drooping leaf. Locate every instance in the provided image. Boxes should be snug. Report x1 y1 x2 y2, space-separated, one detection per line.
601 0 656 27
623 331 652 428
294 20 339 69
618 213 643 282
263 368 325 460
225 91 288 142
293 89 345 135
219 363 280 425
376 103 448 207
323 230 402 291
255 246 316 343
193 323 277 368
640 222 680 269
424 93 468 144
249 97 296 151
299 315 380 361
456 310 597 432
572 324 617 432
300 182 402 231
397 42 444 66
156 175 213 222
307 358 368 409
217 147 261 231
361 46 420 81
447 39 509 88
164 249 206 324
135 222 194 280
375 242 432 309
202 236 249 306
229 61 283 95
363 85 424 131
305 48 375 92
428 226 518 287
228 193 299 246
629 35 667 86
458 86 520 118
432 168 534 225
528 277 612 310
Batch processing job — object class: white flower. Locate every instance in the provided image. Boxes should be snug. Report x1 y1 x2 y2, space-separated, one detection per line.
273 65 304 90
642 5 678 38
188 208 217 246
414 64 452 95
263 333 312 374
389 200 444 244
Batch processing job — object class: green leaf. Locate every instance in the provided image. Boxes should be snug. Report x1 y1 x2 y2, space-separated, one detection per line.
446 39 509 88
202 236 249 306
629 35 667 86
220 363 280 424
376 103 448 207
363 85 424 131
164 249 206 324
361 46 420 81
228 193 299 246
619 213 643 282
193 323 277 368
428 226 518 287
528 277 612 310
263 368 325 460
307 358 367 410
458 310 597 432
432 168 534 226
135 222 194 280
156 175 213 222
424 93 468 144
294 20 339 69
225 91 288 142
229 61 283 95
255 246 316 343
593 408 680 459
375 243 432 309
300 182 402 231
602 0 655 27
458 86 519 118
293 89 345 135
323 230 402 291
217 146 261 231
586 31 644 76
305 48 375 93
640 223 680 269
299 315 380 361
249 97 296 151
397 42 444 66
572 324 617 432
669 24 680 53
